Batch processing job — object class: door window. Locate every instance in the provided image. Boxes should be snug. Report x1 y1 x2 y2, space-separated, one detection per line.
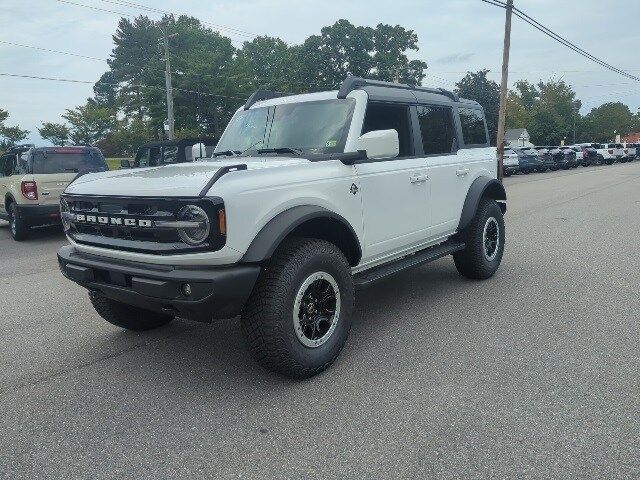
0 155 7 177
362 103 414 157
417 105 457 155
459 107 488 145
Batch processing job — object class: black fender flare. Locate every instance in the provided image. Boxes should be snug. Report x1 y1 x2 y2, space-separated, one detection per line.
240 205 362 264
457 177 507 232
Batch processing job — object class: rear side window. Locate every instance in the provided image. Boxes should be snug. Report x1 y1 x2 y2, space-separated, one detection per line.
416 105 457 155
32 150 107 174
458 108 488 145
0 155 7 177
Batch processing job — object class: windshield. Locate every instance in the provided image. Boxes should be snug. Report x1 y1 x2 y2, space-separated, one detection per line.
215 99 356 155
32 150 106 174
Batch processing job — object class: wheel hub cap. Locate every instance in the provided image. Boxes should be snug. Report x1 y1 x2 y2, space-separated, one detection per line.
293 272 341 348
483 217 500 261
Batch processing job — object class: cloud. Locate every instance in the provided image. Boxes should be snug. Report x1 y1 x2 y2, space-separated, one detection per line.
435 52 475 64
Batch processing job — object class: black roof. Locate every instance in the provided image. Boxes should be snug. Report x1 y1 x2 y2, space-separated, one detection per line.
138 137 218 149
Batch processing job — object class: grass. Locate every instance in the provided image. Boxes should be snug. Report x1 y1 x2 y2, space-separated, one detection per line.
106 158 129 170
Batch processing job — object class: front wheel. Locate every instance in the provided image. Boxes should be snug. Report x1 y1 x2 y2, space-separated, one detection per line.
454 199 505 280
241 238 354 379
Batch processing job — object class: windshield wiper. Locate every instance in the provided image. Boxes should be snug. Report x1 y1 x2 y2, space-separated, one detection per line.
212 150 242 157
256 147 303 156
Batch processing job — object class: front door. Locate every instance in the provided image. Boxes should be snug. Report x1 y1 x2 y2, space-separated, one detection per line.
355 103 430 262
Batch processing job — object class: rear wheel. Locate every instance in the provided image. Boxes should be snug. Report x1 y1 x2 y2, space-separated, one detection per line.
454 198 505 280
8 202 29 241
241 238 354 379
89 291 174 331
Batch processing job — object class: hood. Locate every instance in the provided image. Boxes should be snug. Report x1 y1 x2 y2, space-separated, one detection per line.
65 157 309 197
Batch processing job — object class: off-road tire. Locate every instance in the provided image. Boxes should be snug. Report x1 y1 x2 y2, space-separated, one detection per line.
89 291 174 331
241 238 354 379
8 202 29 241
454 198 505 280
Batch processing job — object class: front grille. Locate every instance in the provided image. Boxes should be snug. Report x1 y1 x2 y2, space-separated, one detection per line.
63 195 225 254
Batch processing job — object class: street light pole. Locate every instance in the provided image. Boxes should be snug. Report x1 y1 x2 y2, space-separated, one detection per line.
496 0 513 181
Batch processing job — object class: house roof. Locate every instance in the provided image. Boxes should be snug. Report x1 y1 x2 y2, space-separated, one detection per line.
622 132 640 143
505 128 529 141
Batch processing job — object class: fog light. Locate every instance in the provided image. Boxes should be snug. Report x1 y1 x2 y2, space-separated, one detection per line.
181 283 192 297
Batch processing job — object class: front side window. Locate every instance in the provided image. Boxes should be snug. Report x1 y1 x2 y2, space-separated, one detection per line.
459 107 488 145
417 105 457 155
216 99 355 155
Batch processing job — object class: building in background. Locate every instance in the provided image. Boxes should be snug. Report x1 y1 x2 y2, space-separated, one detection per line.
622 132 640 143
504 128 534 148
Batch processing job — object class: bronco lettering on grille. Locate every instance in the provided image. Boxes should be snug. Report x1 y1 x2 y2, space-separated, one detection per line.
73 214 153 228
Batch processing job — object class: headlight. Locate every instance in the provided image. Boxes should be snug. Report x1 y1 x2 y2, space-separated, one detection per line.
60 198 72 232
176 205 210 245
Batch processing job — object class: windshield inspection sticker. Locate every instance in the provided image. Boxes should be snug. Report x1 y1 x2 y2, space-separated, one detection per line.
325 140 337 148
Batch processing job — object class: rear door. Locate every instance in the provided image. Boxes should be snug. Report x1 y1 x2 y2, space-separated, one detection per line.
417 103 462 237
32 148 107 205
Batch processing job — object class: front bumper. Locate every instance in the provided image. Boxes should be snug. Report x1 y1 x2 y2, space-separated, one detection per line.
57 245 260 322
15 204 61 226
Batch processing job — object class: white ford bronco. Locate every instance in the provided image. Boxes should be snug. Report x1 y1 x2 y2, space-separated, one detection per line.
57 77 506 378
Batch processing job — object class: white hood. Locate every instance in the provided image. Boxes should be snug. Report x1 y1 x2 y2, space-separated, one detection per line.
65 157 308 197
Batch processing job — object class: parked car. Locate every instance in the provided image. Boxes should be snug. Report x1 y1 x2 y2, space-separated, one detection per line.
533 146 555 172
57 76 507 378
559 146 579 168
0 145 107 240
122 137 218 169
628 143 640 160
545 146 569 170
596 143 624 164
575 144 599 166
502 148 519 176
513 147 541 174
622 143 636 161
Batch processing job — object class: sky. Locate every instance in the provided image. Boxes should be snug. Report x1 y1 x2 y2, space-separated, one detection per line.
1 0 640 145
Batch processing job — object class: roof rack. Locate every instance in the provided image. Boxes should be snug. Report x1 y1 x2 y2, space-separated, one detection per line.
244 89 292 110
337 76 459 102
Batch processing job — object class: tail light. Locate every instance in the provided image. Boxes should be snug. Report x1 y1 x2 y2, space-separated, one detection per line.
624 149 628 154
21 181 38 200
608 149 614 154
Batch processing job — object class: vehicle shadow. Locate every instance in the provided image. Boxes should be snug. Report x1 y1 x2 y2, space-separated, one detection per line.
0 220 65 241
86 260 468 397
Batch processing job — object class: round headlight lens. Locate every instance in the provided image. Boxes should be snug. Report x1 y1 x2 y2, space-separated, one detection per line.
177 205 210 245
60 198 72 232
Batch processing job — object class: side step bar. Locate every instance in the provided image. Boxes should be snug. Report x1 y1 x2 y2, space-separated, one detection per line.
354 239 465 288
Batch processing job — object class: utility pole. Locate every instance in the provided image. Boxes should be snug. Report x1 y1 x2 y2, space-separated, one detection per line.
159 28 178 140
496 0 513 181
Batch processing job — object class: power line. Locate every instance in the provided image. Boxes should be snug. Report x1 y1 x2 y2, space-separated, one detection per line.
56 0 245 46
0 40 105 61
0 72 249 100
480 0 640 83
98 0 256 38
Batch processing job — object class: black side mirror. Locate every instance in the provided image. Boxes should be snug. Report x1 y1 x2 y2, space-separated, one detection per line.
120 159 132 169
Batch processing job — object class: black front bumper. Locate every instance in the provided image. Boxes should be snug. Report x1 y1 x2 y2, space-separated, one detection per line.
14 204 61 226
57 245 260 322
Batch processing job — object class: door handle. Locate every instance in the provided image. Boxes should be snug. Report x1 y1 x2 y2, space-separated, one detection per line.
456 168 470 176
410 174 428 183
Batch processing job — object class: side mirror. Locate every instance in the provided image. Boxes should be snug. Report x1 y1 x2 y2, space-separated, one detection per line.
356 129 399 159
120 159 132 169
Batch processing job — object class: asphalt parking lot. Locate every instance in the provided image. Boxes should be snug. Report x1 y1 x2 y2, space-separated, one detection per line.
1 162 639 479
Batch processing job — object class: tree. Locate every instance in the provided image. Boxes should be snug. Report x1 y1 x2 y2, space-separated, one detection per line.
63 103 115 145
38 122 70 146
455 70 500 145
0 108 29 151
505 92 531 130
293 20 427 91
580 102 636 142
